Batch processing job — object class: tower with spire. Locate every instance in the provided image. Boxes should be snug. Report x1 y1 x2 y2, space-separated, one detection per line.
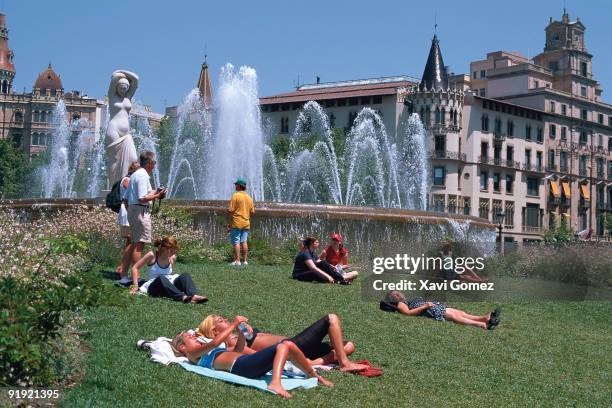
405 33 464 134
197 55 213 106
0 13 15 94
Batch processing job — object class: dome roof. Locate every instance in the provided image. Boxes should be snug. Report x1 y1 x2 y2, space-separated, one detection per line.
34 63 63 91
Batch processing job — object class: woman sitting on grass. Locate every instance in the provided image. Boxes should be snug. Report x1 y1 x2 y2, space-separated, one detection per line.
381 290 501 330
130 236 207 303
318 233 359 283
172 316 333 399
197 314 367 372
292 237 348 284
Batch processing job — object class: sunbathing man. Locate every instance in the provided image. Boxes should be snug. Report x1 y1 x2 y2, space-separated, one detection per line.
172 315 333 399
197 314 367 372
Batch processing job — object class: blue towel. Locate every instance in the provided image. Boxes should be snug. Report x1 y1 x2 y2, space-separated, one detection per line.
178 362 318 394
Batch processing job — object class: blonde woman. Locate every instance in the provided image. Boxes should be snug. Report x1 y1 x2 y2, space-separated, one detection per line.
172 315 333 398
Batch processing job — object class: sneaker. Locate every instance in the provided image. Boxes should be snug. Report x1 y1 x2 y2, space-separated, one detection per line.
136 340 152 350
242 261 248 266
116 276 132 286
229 261 241 266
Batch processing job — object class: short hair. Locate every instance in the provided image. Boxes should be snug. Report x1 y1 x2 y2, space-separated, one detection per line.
302 236 317 249
139 151 156 167
384 290 406 304
170 331 186 356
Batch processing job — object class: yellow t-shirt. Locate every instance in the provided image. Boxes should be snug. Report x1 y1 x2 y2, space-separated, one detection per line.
228 191 254 229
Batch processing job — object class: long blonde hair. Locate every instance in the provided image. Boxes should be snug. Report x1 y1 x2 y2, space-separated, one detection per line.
196 315 216 338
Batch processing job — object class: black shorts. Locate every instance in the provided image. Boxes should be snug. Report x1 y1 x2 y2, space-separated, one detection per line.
289 315 336 360
231 343 278 378
245 328 260 348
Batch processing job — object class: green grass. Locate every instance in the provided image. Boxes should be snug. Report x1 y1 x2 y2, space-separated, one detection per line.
63 263 612 407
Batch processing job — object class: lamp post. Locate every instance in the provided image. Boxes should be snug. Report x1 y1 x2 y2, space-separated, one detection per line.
496 210 505 254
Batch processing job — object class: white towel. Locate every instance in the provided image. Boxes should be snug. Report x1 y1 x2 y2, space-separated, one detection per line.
147 337 189 365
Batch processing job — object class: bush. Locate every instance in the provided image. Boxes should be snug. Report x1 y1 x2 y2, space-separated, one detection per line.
0 266 120 386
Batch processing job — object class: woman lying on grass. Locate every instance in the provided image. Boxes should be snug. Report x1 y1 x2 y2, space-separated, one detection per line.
131 236 207 303
197 314 367 372
292 237 356 284
172 316 333 399
381 290 501 330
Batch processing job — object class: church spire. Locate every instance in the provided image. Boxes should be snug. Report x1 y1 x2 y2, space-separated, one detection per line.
0 13 16 94
197 55 213 106
419 34 448 91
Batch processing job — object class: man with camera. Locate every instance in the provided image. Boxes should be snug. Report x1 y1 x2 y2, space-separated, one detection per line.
126 150 167 292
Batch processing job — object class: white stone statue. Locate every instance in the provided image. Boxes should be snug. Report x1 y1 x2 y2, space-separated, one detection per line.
105 70 139 186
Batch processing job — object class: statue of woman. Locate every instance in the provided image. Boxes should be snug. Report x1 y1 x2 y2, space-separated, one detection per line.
105 70 139 186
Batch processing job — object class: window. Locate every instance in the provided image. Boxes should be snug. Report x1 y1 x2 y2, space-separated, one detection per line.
281 104 290 111
609 117 612 127
480 171 488 190
480 70 486 78
372 96 382 104
525 124 532 140
581 109 587 120
596 158 604 178
561 104 567 115
481 114 489 131
598 113 604 124
609 137 612 151
534 80 540 88
560 152 568 172
580 131 588 146
463 197 471 215
347 111 358 128
434 135 446 153
481 142 488 160
349 97 358 106
473 71 477 79
324 100 335 108
494 145 501 161
548 149 555 170
548 61 559 72
550 101 555 113
536 151 543 170
447 197 457 214
280 117 289 134
15 111 23 122
579 155 587 176
506 175 514 194
479 198 490 220
527 177 539 196
337 99 346 107
536 127 543 143
291 103 302 110
549 124 556 138
432 194 445 212
561 126 567 140
493 173 501 192
580 61 587 77
270 104 279 112
492 200 503 223
580 86 587 97
525 149 531 166
1 80 7 94
435 108 445 125
505 201 515 226
433 166 445 186
506 146 514 163
360 96 371 105
597 134 603 148
507 120 514 136
494 117 502 134
40 111 47 123
479 88 486 97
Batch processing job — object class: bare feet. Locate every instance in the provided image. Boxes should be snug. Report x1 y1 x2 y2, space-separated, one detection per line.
268 383 292 398
316 375 334 388
339 361 368 372
191 295 208 304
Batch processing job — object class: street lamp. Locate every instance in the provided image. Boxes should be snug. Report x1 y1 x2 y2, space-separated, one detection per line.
495 210 505 254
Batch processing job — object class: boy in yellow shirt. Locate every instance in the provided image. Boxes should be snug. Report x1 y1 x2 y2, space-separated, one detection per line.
228 178 254 266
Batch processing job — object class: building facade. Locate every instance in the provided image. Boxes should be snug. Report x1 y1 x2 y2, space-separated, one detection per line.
260 11 611 243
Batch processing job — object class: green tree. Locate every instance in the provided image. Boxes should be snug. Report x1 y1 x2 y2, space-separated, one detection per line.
0 139 29 198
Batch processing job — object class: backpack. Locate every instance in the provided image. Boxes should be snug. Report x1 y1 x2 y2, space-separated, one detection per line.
105 179 123 213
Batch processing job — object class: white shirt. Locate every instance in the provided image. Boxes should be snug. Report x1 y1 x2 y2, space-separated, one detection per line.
126 168 152 205
117 176 130 226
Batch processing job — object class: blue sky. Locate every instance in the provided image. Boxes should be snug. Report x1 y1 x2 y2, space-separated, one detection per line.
3 0 612 112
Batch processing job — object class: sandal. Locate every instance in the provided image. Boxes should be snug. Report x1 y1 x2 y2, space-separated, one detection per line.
192 295 208 304
486 317 500 330
182 295 193 304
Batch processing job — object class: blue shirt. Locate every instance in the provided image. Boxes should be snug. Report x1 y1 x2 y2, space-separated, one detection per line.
197 346 227 369
292 250 317 276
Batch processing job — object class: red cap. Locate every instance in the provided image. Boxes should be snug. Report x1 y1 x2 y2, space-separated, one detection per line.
330 233 343 243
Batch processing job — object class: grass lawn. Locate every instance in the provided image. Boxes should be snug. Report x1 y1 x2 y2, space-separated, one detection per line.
63 263 611 407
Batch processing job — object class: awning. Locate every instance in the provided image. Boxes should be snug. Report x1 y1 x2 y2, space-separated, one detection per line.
550 181 560 198
580 184 590 200
561 181 571 198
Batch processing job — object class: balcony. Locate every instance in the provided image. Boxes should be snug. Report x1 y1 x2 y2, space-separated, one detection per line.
522 163 544 173
597 170 605 179
522 226 543 234
493 131 506 142
546 164 556 172
548 196 560 206
560 164 569 173
479 156 521 169
579 168 588 177
431 150 466 161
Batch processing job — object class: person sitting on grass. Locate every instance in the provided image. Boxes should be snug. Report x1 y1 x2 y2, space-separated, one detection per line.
381 290 501 330
172 316 334 399
439 241 487 282
130 236 208 303
292 237 348 284
318 233 359 282
197 314 367 372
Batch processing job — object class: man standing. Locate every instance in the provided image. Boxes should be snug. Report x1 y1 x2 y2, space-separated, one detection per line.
126 151 167 292
228 178 254 266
